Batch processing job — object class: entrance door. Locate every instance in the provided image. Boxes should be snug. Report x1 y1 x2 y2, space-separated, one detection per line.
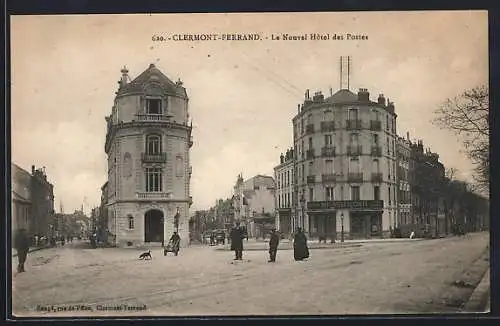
144 209 164 242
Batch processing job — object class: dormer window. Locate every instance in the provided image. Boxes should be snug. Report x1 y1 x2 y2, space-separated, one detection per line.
146 99 162 115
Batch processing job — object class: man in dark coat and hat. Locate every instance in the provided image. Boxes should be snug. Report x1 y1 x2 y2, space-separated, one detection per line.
268 228 280 262
293 227 309 261
14 228 30 273
230 220 245 260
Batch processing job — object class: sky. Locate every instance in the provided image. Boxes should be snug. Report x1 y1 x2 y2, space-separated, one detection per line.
10 11 488 214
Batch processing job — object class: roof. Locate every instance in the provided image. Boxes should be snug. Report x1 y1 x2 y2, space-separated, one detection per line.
324 89 358 104
117 64 187 98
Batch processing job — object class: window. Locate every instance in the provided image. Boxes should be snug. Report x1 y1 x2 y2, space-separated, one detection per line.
325 159 334 173
301 140 305 157
350 158 360 173
308 161 313 175
386 115 389 130
146 99 162 115
145 167 163 192
373 110 380 121
351 186 360 200
308 137 313 150
389 187 391 205
350 133 359 146
146 134 162 154
278 196 281 208
307 114 312 125
374 186 380 200
373 134 379 145
324 110 334 121
128 215 134 229
301 119 304 134
287 171 290 186
326 187 334 201
348 108 358 120
325 134 333 147
309 188 314 202
387 137 390 154
302 164 305 182
372 159 380 173
176 156 184 177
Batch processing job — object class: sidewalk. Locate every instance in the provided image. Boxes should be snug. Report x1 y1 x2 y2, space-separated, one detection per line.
461 268 491 313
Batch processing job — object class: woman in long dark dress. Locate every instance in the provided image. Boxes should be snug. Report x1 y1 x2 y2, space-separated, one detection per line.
293 228 309 261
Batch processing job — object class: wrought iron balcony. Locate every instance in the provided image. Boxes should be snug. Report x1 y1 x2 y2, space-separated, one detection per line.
321 146 336 157
347 145 363 156
346 119 363 130
135 114 171 121
320 121 335 132
370 120 382 131
322 173 336 182
305 124 315 134
348 172 364 183
371 172 383 183
307 175 316 184
371 146 382 157
306 149 315 159
141 152 167 163
136 192 171 199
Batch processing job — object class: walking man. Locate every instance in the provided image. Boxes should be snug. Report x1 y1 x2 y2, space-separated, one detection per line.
14 228 30 273
230 221 245 260
268 229 280 262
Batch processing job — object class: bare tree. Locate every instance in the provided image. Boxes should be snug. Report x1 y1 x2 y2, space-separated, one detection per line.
433 86 489 194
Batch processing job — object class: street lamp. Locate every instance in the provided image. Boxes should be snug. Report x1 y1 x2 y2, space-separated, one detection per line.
341 212 344 243
174 207 180 233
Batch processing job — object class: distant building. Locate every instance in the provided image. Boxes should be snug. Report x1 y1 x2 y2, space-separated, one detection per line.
11 163 55 237
274 148 295 235
103 64 193 247
292 88 398 240
410 140 446 236
232 174 276 238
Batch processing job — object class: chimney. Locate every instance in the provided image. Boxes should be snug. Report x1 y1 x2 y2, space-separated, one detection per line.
377 94 385 105
357 88 370 102
406 132 410 141
120 66 129 86
280 153 284 164
312 91 324 102
297 104 300 113
31 165 35 174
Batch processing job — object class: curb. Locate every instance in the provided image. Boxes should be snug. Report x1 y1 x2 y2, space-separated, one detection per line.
214 243 363 252
461 268 490 313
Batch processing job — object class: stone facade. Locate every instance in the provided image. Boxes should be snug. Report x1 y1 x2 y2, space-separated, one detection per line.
292 88 398 240
274 148 295 235
104 64 193 248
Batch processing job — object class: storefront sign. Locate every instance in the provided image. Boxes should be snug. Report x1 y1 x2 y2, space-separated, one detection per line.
307 200 384 210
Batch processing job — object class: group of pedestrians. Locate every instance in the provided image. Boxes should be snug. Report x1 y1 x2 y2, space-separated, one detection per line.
229 221 310 263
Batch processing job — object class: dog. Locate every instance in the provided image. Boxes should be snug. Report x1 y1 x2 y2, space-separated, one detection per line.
139 250 152 260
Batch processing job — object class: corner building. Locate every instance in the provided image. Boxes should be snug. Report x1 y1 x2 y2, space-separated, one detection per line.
293 88 398 240
104 64 193 247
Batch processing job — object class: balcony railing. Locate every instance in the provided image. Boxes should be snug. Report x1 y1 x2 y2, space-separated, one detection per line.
305 124 315 134
307 175 316 184
137 192 171 199
322 173 336 182
370 120 382 131
306 149 315 159
141 152 167 163
371 172 383 183
371 146 382 157
320 121 335 132
346 119 362 130
348 172 364 183
347 145 362 156
321 146 336 157
135 114 171 121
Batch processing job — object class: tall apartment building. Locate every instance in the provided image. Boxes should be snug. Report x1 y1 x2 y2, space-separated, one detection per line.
396 134 412 226
11 163 55 237
274 148 295 235
292 88 398 239
103 64 193 247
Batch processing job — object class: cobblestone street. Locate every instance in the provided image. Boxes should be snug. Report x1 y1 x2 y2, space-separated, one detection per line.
12 232 489 316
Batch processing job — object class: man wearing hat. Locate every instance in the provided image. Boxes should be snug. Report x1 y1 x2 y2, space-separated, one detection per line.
268 228 280 262
230 220 245 260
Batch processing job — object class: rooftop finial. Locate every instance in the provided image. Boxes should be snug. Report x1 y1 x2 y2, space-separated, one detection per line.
120 65 130 87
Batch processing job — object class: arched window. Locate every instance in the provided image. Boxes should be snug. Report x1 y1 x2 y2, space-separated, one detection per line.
128 215 134 229
372 159 380 173
146 134 162 154
176 156 184 177
350 158 360 173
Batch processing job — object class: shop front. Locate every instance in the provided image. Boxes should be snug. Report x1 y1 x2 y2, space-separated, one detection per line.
349 211 382 239
277 208 292 236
